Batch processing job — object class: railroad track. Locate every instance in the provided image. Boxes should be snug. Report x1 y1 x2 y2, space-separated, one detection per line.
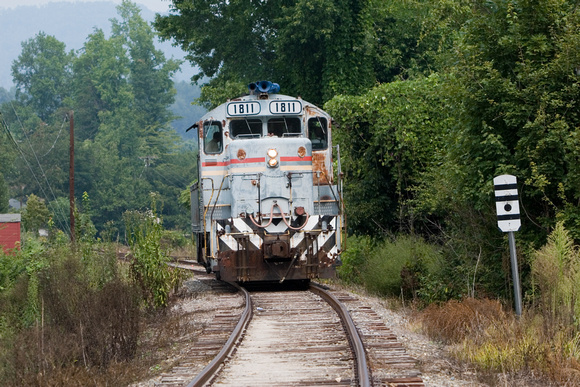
158 261 423 387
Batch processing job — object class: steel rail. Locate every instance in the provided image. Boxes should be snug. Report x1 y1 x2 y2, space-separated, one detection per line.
310 282 372 387
186 282 253 387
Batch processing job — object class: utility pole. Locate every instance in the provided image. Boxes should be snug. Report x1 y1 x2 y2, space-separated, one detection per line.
69 111 75 244
139 155 158 167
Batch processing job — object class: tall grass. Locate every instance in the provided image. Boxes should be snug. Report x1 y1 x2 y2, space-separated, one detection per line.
418 222 580 385
531 221 580 332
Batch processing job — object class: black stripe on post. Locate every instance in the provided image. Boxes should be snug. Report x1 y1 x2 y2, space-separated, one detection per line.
495 195 519 202
494 183 518 190
497 214 521 221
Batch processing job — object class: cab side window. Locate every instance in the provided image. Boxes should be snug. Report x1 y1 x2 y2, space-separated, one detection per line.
308 117 328 150
204 121 223 154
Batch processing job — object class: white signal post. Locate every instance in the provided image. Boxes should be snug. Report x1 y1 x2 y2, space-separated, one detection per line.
494 174 522 316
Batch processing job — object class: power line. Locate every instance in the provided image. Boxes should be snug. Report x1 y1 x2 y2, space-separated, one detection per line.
3 105 71 234
41 114 67 157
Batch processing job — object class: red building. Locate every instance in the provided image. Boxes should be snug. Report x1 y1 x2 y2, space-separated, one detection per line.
0 214 21 253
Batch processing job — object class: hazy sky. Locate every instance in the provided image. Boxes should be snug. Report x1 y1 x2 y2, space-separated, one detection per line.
0 0 173 13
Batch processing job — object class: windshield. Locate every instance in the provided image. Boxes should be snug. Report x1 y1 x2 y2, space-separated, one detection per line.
267 117 301 137
230 118 262 138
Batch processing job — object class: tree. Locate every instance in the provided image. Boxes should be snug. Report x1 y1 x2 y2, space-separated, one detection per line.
0 115 17 211
155 0 462 106
1 102 69 210
111 0 180 142
22 194 50 233
11 33 73 121
0 87 15 105
441 0 580 242
155 0 277 84
2 1 193 236
155 0 378 105
370 0 471 82
71 29 131 142
69 1 190 232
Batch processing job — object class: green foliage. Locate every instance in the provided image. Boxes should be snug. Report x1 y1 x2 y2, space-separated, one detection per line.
0 242 141 383
2 104 69 200
443 0 580 239
0 246 26 293
197 79 247 110
531 221 580 329
362 235 442 298
0 232 47 328
157 0 415 106
341 234 443 299
112 1 180 130
124 196 180 309
337 235 374 284
371 0 471 82
21 193 50 233
0 86 15 104
75 191 97 243
0 1 194 236
11 32 73 120
160 229 188 251
325 74 452 234
154 0 465 106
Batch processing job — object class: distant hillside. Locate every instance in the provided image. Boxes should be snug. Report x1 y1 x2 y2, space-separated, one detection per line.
0 1 194 88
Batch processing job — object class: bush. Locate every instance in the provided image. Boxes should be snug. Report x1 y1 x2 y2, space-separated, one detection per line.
160 229 189 251
360 235 442 298
337 235 374 284
0 240 141 384
124 199 183 309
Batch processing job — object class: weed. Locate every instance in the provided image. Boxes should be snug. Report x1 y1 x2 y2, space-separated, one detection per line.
531 221 580 332
420 297 506 344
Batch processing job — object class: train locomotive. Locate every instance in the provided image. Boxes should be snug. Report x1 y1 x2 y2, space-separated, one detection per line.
190 81 344 282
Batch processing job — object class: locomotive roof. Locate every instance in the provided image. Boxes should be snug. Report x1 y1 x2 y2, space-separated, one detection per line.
199 93 330 122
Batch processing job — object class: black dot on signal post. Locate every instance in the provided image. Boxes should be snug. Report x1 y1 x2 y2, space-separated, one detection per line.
504 203 512 212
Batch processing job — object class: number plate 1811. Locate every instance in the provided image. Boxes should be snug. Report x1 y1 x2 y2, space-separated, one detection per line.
269 100 302 115
226 101 261 116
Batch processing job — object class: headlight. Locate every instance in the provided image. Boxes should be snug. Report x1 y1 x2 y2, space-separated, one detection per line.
267 148 278 168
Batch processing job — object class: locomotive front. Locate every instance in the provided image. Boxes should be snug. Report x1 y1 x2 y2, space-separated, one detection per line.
190 81 343 282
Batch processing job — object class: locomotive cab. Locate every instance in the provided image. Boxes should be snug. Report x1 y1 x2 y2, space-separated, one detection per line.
190 81 343 282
